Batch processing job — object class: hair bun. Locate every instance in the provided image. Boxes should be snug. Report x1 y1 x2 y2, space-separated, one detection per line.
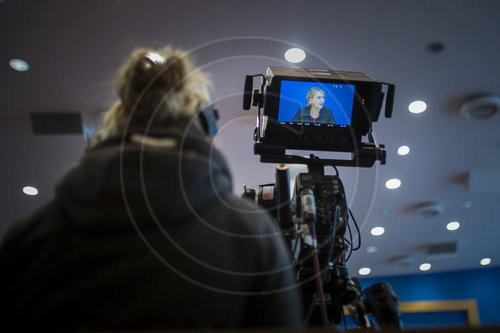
96 46 211 142
117 48 189 120
159 53 186 92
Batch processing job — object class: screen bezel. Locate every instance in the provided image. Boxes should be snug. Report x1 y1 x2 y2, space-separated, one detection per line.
262 76 381 150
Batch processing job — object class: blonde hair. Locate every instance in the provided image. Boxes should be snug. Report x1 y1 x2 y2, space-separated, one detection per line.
95 46 211 142
306 87 325 106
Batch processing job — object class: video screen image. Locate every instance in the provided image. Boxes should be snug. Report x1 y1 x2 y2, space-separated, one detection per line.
277 80 355 126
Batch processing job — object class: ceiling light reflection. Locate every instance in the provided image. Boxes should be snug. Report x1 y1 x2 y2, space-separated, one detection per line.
23 186 38 196
419 263 431 271
385 178 401 189
409 100 427 113
397 145 410 155
284 48 306 63
446 221 460 231
371 227 385 236
9 58 30 72
480 258 491 266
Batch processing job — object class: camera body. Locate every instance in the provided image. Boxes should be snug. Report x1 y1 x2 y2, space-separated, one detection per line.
242 67 401 328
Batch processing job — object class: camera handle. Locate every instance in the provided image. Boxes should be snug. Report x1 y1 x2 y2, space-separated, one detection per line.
243 74 267 142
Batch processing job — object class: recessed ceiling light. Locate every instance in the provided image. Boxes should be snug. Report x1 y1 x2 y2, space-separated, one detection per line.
480 258 491 266
426 42 445 54
385 178 401 189
419 263 431 271
409 100 427 114
366 246 378 253
359 267 371 275
9 58 30 72
446 221 460 231
284 48 306 63
397 145 410 156
23 186 38 196
371 227 385 236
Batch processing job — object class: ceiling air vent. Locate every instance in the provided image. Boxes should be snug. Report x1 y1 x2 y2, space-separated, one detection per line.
459 93 500 120
413 201 443 218
426 241 457 259
389 255 415 266
30 112 83 135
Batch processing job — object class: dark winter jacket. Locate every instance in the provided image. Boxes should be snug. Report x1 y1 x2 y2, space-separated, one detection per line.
0 126 302 330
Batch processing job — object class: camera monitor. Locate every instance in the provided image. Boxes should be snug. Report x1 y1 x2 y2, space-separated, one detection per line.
259 67 393 153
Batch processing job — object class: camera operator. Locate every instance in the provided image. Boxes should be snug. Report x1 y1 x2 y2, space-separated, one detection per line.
0 47 302 330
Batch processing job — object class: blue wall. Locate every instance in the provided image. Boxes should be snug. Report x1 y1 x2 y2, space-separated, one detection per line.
359 266 500 325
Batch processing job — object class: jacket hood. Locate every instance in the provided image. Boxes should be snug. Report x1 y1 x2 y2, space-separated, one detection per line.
55 127 233 233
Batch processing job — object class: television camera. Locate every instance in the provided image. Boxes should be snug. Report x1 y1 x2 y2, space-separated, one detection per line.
241 67 402 329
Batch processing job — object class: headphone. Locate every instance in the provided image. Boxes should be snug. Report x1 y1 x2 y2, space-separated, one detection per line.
197 104 219 138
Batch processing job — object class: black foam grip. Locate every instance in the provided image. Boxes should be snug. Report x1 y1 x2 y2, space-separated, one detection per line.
243 75 253 110
275 165 292 230
385 84 395 118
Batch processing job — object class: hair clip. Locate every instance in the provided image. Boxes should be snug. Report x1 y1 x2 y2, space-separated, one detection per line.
144 52 164 68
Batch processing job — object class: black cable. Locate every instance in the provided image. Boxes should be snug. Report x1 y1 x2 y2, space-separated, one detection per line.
325 205 341 267
349 217 354 244
291 235 300 263
347 217 353 247
345 221 354 261
349 208 361 251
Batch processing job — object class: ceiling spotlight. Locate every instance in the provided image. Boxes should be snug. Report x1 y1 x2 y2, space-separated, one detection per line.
385 178 401 189
23 186 39 196
9 58 30 72
409 100 427 114
419 263 431 271
359 267 371 275
371 227 385 236
446 221 460 231
284 48 306 64
480 258 491 266
366 246 378 253
397 145 410 156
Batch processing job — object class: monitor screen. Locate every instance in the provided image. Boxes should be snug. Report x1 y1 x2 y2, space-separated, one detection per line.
277 80 355 126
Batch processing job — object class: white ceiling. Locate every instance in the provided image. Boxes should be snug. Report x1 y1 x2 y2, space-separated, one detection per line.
1 0 500 278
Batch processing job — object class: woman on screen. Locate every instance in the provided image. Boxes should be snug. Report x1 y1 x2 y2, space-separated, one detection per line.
292 87 335 124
